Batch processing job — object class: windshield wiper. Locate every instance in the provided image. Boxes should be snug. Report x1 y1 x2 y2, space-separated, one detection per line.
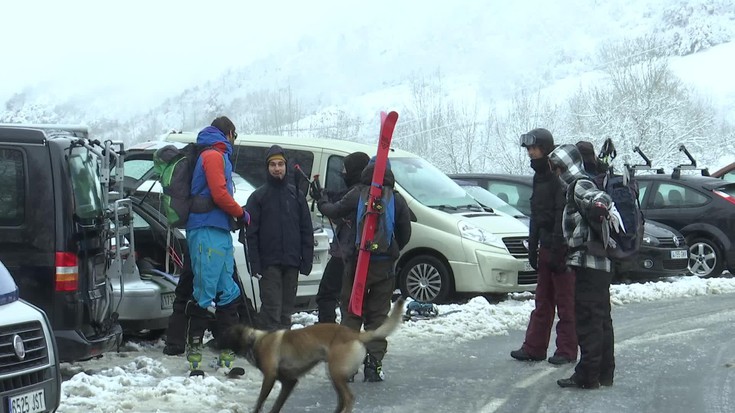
456 204 484 211
428 204 458 211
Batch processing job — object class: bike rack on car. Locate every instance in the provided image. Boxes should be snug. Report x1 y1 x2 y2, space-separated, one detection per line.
672 144 710 179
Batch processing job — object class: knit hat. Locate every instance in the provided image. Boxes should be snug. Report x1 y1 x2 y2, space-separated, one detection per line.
265 145 287 165
520 128 555 156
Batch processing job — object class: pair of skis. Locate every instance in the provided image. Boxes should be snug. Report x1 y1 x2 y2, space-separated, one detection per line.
348 111 399 317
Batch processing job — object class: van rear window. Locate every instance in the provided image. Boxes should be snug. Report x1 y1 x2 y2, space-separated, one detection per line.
69 149 104 220
0 148 25 226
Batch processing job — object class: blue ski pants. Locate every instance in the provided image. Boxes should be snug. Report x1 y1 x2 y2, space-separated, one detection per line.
188 227 241 309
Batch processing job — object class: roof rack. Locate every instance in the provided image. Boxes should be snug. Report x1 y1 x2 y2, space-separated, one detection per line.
627 146 665 174
0 123 89 138
672 144 709 179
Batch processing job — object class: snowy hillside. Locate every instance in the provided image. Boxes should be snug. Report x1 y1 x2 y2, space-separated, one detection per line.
1 0 734 170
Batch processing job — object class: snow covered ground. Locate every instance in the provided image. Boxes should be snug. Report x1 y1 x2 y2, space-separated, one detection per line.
57 273 735 413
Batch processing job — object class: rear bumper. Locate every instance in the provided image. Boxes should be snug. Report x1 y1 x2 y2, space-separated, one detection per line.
55 323 123 362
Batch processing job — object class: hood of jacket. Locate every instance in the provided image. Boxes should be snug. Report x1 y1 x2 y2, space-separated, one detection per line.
548 144 586 186
343 152 370 187
196 126 232 155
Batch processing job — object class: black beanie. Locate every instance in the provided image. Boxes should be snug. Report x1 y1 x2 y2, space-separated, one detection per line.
343 152 370 187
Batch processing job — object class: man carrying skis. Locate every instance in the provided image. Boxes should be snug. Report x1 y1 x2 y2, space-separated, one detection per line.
185 116 251 373
312 151 370 323
316 157 412 382
548 144 615 389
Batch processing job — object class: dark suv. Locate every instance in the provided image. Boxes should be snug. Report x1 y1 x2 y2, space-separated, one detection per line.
0 124 122 362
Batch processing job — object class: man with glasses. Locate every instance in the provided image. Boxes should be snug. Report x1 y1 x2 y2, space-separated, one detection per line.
511 128 577 366
184 116 251 373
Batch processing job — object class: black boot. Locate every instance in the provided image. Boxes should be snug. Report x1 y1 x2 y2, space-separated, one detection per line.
363 353 384 382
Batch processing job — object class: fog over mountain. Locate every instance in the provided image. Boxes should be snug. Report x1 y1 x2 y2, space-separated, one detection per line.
2 0 734 171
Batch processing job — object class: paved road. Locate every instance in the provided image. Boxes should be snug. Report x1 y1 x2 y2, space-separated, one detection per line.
284 292 735 413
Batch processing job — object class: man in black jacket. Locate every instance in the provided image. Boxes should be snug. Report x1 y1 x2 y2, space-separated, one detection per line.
511 128 577 365
245 145 314 330
317 157 411 382
313 151 370 323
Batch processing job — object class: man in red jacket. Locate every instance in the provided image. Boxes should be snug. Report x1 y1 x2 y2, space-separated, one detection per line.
184 116 250 372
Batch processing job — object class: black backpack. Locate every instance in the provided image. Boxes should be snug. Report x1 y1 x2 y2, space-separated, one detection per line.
568 169 645 261
153 143 216 228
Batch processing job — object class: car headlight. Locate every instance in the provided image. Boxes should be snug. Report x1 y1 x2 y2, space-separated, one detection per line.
458 220 506 249
642 235 659 246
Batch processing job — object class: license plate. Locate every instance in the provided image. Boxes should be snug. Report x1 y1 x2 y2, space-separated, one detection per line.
161 292 175 310
670 250 688 259
522 261 534 272
8 389 45 413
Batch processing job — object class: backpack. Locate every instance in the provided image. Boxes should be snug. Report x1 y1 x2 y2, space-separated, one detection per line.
153 143 216 228
354 186 396 255
568 168 645 261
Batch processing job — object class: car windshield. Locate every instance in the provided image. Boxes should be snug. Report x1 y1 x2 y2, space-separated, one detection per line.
463 185 526 217
0 260 19 305
390 157 481 210
69 147 105 220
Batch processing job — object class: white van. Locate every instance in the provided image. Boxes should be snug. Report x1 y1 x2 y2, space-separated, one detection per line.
165 132 536 302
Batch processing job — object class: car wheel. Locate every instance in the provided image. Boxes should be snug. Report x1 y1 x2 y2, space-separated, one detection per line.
399 255 452 303
687 236 725 278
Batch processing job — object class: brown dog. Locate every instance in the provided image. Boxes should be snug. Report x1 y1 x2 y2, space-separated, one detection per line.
223 298 406 413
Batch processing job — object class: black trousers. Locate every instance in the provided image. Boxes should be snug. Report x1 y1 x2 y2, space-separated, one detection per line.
573 267 615 385
316 256 345 323
257 265 299 330
340 258 396 361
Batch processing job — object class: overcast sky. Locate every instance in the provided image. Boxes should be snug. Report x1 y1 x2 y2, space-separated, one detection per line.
0 0 354 104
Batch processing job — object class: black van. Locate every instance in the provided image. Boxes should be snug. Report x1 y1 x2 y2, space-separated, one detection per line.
0 124 122 362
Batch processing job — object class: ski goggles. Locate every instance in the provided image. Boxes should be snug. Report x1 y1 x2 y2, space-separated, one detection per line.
519 132 538 147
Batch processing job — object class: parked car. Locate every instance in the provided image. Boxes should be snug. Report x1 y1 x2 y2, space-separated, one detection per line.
449 173 691 280
453 180 529 227
1 259 61 413
123 141 330 311
712 162 735 183
165 132 537 304
0 124 122 362
634 169 735 277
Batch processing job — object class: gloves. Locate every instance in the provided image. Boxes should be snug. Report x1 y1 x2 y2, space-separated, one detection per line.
528 248 538 271
549 246 568 273
309 182 323 201
300 263 312 276
237 207 250 228
588 201 609 223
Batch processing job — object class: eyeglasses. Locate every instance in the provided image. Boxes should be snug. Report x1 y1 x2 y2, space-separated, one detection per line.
520 133 537 147
231 131 238 140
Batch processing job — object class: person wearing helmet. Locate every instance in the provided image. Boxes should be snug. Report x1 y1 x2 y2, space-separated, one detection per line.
511 128 577 366
548 143 615 390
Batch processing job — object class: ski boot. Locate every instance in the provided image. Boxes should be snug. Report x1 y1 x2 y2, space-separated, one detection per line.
363 353 384 382
217 349 236 369
186 337 204 376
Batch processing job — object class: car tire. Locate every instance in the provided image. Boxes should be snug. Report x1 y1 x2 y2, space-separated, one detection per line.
687 236 725 278
399 255 452 303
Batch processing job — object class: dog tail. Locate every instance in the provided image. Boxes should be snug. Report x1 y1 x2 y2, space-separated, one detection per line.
359 298 406 343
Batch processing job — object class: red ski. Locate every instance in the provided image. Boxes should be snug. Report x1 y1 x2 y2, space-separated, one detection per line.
349 111 399 317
